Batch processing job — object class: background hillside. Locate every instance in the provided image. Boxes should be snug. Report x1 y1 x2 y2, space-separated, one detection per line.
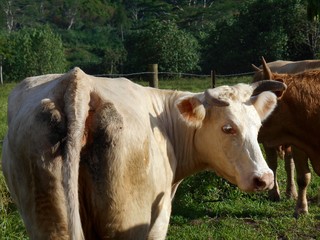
0 0 319 81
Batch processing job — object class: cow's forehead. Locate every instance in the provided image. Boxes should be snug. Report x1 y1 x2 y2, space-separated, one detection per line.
214 83 252 103
223 102 260 122
210 97 261 129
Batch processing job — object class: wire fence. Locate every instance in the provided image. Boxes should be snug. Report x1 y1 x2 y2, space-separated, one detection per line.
95 70 255 78
95 68 255 89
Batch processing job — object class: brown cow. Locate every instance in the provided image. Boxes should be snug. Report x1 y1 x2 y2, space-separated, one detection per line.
255 58 320 217
252 58 320 204
252 59 316 202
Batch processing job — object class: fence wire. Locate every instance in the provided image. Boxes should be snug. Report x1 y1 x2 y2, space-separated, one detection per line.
95 71 255 78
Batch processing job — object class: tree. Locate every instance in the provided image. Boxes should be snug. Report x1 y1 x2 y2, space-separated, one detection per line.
61 25 126 74
0 0 50 32
304 0 320 58
0 0 16 32
202 0 307 74
307 0 320 21
125 21 200 73
112 5 131 41
4 26 67 81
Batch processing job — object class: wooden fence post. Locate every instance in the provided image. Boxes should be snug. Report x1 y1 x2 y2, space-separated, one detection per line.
148 64 158 88
0 55 3 85
211 69 216 88
0 65 3 85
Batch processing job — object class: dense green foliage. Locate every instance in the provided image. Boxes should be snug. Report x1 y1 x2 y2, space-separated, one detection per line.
125 21 200 73
0 0 320 81
3 26 67 81
202 0 311 73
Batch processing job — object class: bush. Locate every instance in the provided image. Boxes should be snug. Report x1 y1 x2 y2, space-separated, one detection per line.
3 26 67 82
125 21 200 73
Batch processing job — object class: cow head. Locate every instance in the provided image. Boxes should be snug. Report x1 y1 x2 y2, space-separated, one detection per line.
176 80 287 192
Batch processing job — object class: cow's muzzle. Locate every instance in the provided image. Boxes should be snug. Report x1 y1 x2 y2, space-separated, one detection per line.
252 171 274 191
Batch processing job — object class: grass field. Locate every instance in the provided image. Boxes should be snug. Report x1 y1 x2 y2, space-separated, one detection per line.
0 77 320 240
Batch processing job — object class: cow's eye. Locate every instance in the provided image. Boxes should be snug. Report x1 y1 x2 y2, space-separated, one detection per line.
222 124 236 135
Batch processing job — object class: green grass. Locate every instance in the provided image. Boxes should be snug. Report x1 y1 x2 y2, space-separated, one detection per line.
0 83 16 157
169 170 320 240
0 77 319 239
0 83 15 138
136 75 251 91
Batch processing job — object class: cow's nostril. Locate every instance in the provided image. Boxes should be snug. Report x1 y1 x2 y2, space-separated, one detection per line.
253 176 267 190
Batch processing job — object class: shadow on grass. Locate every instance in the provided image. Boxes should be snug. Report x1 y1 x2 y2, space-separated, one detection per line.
170 171 279 222
171 198 279 224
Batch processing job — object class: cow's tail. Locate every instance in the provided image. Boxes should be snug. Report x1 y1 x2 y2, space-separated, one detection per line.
62 67 91 240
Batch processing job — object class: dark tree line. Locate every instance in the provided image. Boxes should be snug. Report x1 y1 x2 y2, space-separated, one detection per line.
0 0 319 81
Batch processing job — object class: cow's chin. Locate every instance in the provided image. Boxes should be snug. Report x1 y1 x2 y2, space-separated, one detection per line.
212 167 274 193
236 172 275 193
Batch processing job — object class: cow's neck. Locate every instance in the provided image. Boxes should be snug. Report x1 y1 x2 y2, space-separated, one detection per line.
154 90 207 184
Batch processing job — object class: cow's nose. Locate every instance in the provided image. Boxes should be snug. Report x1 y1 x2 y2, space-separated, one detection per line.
253 171 274 191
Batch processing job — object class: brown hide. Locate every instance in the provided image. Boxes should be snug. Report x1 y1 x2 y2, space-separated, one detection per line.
257 70 320 175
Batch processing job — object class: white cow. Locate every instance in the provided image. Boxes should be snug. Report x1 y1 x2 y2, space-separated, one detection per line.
2 67 286 239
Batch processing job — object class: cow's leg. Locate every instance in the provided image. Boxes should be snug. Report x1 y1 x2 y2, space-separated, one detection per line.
6 157 69 239
283 146 298 199
147 193 172 240
2 136 69 239
292 147 310 217
32 159 70 239
264 145 281 201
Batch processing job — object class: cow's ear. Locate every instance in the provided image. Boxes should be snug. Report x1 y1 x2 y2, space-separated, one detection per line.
176 96 205 128
251 91 277 121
